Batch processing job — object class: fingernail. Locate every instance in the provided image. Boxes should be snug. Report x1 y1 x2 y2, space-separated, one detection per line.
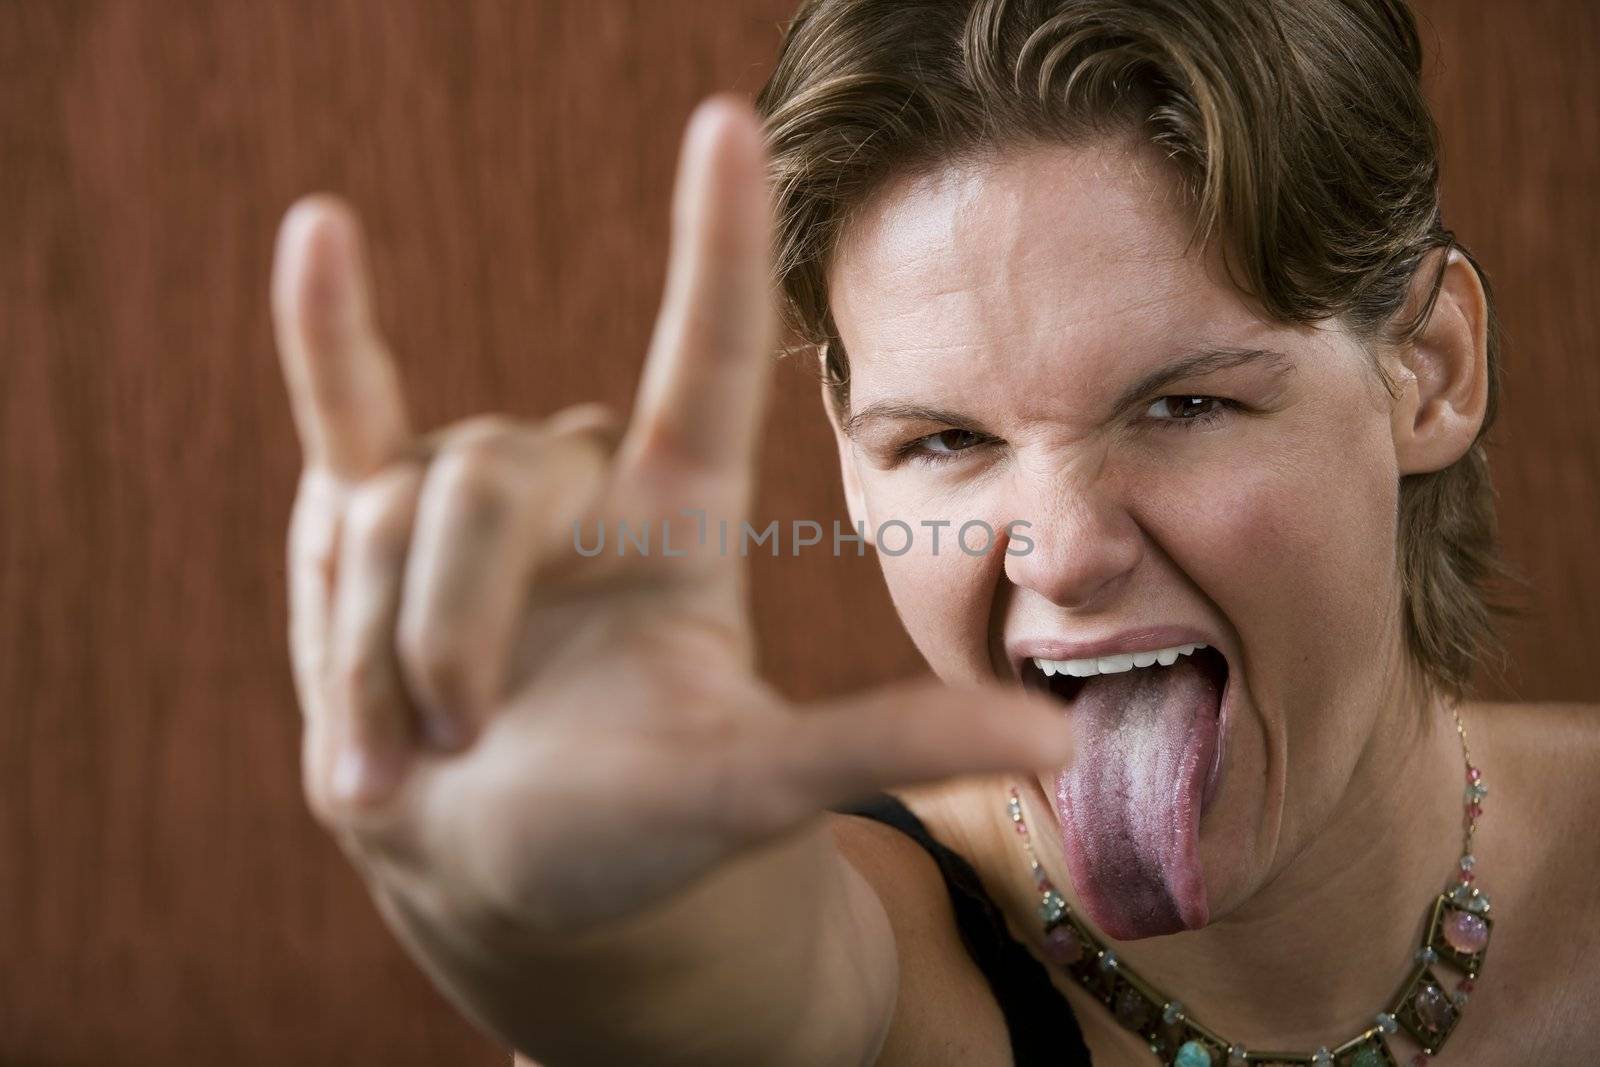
331 746 401 804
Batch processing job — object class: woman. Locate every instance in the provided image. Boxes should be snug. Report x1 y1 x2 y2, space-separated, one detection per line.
270 0 1600 1064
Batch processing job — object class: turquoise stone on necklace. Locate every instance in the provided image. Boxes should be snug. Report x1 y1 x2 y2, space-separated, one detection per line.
1174 1040 1212 1067
1352 1046 1385 1067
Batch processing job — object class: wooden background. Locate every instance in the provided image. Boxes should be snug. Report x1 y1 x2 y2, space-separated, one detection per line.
1 2 1594 1063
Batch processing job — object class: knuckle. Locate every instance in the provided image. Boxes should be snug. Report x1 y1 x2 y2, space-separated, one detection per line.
561 400 621 426
287 641 323 713
546 402 623 447
332 645 389 718
299 745 353 831
289 472 342 570
446 414 525 457
344 484 415 568
687 303 746 364
302 770 348 832
396 621 476 712
302 771 385 843
430 447 515 533
299 741 405 847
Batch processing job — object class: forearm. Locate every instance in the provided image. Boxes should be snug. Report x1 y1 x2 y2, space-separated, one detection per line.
376 816 896 1067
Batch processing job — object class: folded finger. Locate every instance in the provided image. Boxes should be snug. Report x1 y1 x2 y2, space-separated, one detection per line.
320 462 426 810
286 467 343 721
396 419 608 748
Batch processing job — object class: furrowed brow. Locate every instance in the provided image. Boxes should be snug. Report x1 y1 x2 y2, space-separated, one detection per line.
842 348 1292 440
843 403 978 442
1112 347 1294 412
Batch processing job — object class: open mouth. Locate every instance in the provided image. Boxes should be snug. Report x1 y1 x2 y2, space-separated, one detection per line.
1017 643 1228 809
1018 641 1232 938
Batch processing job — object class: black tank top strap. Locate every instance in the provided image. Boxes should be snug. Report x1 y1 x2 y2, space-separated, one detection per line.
832 791 1092 1066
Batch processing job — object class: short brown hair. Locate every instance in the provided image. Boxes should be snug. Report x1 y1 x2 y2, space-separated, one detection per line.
754 0 1523 700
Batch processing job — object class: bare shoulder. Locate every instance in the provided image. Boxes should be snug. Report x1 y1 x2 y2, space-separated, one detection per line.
1465 698 1600 890
1467 696 1600 743
1460 699 1600 1061
826 797 1012 1067
1466 699 1600 828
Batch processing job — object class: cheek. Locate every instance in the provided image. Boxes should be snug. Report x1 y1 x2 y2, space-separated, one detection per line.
1151 426 1400 714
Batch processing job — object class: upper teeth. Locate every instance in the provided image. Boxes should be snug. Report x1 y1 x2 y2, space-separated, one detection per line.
1033 643 1207 678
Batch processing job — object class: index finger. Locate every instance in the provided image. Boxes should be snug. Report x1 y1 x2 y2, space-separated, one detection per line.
620 96 779 512
272 194 412 481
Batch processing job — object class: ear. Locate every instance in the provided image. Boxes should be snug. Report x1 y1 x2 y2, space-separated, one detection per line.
820 376 875 546
1387 248 1491 475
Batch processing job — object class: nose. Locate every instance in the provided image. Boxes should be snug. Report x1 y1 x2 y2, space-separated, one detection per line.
1002 473 1144 611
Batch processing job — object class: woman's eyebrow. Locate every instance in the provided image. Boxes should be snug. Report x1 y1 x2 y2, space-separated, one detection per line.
843 403 978 441
843 348 1294 441
1110 346 1295 412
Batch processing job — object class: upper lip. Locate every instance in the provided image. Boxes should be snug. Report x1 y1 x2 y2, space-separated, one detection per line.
1006 624 1221 680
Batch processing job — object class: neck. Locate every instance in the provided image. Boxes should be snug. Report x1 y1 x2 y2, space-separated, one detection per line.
1008 667 1468 1050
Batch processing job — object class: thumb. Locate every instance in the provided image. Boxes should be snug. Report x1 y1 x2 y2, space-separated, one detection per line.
728 681 1074 843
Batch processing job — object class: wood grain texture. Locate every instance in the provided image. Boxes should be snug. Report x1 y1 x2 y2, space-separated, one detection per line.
1410 0 1600 699
0 1 1592 1063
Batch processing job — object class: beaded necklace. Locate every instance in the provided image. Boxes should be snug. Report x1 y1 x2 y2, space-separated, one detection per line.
1006 707 1490 1066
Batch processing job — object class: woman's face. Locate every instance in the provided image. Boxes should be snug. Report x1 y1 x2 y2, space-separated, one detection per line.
825 137 1421 938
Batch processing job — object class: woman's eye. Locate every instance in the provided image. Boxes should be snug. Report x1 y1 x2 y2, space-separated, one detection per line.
1143 395 1234 428
923 428 984 452
898 427 989 464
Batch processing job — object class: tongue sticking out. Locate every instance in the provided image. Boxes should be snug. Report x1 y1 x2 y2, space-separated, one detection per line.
1054 656 1222 939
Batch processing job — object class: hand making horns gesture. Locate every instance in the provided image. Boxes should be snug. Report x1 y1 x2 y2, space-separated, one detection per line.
271 96 1074 1001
